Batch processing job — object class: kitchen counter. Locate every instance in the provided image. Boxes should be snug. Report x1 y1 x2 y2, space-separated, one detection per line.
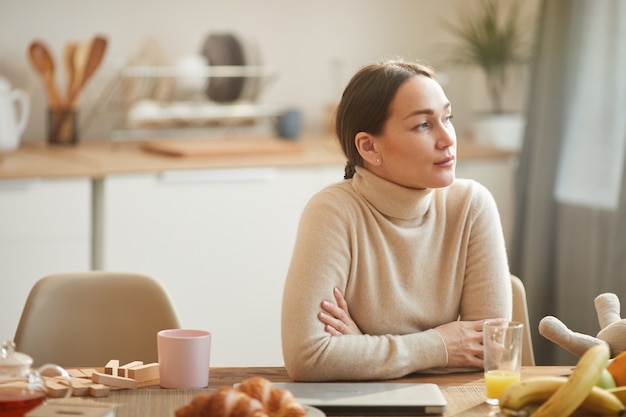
0 134 516 180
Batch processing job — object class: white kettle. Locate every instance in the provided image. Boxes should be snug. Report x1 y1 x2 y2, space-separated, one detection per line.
0 76 30 152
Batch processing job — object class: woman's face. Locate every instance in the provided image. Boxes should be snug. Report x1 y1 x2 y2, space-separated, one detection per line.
369 75 456 190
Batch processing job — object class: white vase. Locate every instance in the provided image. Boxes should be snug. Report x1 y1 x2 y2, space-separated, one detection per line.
472 112 525 151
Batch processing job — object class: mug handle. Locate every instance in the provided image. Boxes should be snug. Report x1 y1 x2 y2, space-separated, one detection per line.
35 363 73 399
11 89 30 136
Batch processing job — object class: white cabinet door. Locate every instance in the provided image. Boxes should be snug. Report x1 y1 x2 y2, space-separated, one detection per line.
0 178 92 342
96 165 342 367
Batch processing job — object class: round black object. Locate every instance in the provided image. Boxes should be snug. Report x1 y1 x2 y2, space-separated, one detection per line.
202 33 246 103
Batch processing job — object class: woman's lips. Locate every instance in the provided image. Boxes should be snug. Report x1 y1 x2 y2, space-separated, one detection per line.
435 156 455 167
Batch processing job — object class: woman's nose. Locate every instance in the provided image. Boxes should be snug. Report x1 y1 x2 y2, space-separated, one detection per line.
436 124 456 149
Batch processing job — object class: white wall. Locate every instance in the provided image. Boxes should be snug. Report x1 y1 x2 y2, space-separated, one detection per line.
0 0 540 142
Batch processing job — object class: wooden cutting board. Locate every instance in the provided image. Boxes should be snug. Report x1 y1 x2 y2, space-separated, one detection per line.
140 137 305 157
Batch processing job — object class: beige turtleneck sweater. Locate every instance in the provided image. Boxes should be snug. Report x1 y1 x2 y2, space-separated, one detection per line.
281 167 511 381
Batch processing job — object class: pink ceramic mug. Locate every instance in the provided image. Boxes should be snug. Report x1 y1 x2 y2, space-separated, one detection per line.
157 329 212 389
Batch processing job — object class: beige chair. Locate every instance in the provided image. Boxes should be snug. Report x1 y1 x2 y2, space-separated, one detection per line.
511 274 536 366
13 271 180 367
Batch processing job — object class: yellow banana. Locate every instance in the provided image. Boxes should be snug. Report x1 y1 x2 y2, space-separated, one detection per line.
499 403 540 416
531 344 611 417
608 386 626 406
499 377 564 410
499 376 625 416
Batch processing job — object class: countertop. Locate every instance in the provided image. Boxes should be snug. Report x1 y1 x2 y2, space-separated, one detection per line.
0 134 517 180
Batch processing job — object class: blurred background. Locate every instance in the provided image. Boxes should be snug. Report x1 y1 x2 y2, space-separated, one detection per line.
0 0 540 142
4 0 626 368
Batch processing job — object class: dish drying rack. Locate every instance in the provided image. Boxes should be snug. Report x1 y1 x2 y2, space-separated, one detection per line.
83 65 281 142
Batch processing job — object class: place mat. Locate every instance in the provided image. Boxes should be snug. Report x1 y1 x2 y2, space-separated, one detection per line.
49 388 200 417
140 138 305 158
441 385 492 415
51 386 494 417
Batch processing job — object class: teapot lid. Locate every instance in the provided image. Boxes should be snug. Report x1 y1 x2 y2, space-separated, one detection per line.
0 340 33 367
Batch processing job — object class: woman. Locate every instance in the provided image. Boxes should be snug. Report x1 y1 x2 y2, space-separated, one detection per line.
281 59 511 381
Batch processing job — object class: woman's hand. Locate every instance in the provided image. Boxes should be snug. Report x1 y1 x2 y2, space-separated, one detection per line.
435 320 488 368
318 287 362 335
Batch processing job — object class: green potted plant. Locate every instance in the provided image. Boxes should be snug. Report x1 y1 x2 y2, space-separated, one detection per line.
442 0 534 150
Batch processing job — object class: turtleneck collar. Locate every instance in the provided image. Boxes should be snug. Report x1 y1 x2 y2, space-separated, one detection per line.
351 167 434 220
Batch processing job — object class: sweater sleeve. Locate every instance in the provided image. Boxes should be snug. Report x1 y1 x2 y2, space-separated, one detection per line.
281 189 448 381
459 181 512 321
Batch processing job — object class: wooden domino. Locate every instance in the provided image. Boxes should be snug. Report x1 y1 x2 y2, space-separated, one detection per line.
117 361 143 377
69 377 93 396
89 383 111 398
127 363 159 383
78 368 96 378
92 372 138 389
43 377 70 398
67 369 87 378
104 360 119 376
48 375 93 397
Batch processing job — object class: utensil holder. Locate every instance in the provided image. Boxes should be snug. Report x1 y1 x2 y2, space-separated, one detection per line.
47 107 78 145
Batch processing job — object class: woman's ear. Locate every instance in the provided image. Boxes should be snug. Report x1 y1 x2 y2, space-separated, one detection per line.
355 132 382 166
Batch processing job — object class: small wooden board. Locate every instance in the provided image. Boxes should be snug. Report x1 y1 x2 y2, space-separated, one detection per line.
140 137 305 158
127 363 159 382
92 372 138 389
118 361 144 377
104 360 119 376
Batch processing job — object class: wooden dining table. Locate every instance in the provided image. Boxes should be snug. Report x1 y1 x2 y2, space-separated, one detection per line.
48 366 572 417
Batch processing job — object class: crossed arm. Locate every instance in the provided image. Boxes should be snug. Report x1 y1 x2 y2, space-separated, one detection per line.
318 287 489 369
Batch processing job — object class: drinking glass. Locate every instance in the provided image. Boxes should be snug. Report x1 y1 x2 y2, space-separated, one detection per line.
483 319 523 405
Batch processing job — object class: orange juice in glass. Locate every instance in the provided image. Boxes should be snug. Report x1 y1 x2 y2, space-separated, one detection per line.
483 319 523 405
484 369 521 400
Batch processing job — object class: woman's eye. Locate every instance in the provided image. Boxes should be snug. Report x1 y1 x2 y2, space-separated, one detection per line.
415 122 430 131
443 114 454 124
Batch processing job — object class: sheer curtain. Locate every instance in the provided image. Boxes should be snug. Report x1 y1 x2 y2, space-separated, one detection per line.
511 0 626 365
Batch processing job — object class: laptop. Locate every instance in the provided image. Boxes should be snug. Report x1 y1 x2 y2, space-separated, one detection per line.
272 382 447 416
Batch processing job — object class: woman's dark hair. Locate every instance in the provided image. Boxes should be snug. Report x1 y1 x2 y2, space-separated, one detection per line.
335 59 436 179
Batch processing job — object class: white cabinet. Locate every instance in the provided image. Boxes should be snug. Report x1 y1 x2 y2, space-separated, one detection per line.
95 165 343 367
0 178 92 342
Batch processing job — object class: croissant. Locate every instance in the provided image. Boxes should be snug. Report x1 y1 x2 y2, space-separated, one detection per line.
175 377 307 417
238 377 306 417
175 387 267 417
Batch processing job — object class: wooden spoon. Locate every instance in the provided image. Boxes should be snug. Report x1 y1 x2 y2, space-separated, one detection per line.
63 42 76 104
28 40 63 108
68 35 107 106
68 40 90 106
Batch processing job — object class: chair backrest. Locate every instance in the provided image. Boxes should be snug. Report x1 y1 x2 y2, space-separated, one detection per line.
511 274 535 366
13 271 181 367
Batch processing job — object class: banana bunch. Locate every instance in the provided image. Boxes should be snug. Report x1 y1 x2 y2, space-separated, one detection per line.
499 344 626 417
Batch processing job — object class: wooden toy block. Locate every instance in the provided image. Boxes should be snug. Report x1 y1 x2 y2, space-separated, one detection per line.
127 362 159 382
104 359 119 375
79 368 96 378
89 383 110 398
68 369 87 378
69 377 93 396
49 375 92 397
43 377 70 398
92 372 138 389
117 360 144 377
